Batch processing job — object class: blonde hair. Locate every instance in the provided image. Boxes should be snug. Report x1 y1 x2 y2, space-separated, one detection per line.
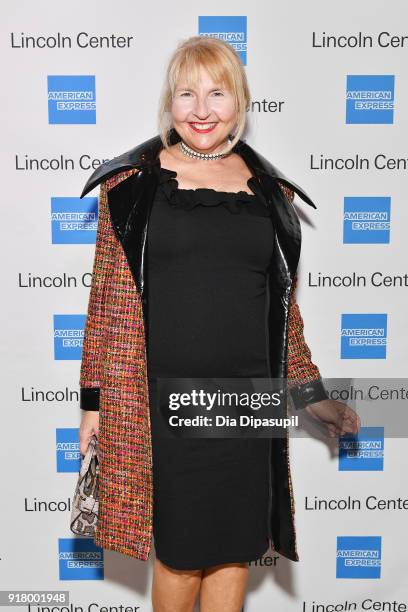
158 35 251 153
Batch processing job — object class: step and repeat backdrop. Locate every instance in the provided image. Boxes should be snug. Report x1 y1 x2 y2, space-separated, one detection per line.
1 0 407 610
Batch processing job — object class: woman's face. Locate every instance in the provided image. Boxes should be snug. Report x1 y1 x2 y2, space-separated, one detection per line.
171 65 237 154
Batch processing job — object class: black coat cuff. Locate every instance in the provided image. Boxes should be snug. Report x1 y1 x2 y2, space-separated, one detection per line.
290 379 329 410
80 387 100 411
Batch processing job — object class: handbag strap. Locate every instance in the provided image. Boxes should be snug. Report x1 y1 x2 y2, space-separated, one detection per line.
80 435 98 476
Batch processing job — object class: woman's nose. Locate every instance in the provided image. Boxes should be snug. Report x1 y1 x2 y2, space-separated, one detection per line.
193 97 211 119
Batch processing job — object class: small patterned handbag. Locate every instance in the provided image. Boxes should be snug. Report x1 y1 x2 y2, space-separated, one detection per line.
70 434 100 536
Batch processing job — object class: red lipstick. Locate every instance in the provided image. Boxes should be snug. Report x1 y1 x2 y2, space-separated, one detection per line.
188 122 217 134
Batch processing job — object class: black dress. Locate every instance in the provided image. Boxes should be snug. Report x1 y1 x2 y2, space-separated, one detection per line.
146 163 276 570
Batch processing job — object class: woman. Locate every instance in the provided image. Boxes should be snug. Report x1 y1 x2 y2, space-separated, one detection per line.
78 36 360 612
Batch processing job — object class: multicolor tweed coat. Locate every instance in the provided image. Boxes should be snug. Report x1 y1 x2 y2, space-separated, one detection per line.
78 131 328 563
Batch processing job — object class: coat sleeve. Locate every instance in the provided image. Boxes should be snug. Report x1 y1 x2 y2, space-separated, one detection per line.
79 180 119 411
277 182 329 410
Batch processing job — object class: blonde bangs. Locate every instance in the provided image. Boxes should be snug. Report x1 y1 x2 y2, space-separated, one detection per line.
158 35 250 152
169 44 236 97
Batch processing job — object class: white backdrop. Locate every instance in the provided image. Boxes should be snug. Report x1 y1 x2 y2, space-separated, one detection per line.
1 0 407 610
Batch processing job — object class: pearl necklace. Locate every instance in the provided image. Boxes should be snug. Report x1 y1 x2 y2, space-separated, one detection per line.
179 139 231 160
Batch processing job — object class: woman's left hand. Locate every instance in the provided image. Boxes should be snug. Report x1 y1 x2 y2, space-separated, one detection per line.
304 399 361 438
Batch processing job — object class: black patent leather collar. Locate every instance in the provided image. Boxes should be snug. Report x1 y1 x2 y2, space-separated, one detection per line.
80 129 317 210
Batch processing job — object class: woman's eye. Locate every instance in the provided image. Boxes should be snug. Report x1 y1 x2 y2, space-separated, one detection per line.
212 91 224 96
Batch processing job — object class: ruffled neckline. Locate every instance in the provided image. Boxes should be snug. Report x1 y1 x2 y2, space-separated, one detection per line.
155 165 271 217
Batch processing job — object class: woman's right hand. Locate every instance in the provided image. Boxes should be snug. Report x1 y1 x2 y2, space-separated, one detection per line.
79 411 100 456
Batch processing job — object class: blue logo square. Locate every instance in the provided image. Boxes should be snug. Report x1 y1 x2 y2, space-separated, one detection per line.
54 314 86 360
59 538 104 580
336 536 381 579
346 75 394 124
341 313 387 359
51 197 98 244
48 75 96 124
339 427 384 471
198 16 247 65
343 197 391 244
56 428 81 473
